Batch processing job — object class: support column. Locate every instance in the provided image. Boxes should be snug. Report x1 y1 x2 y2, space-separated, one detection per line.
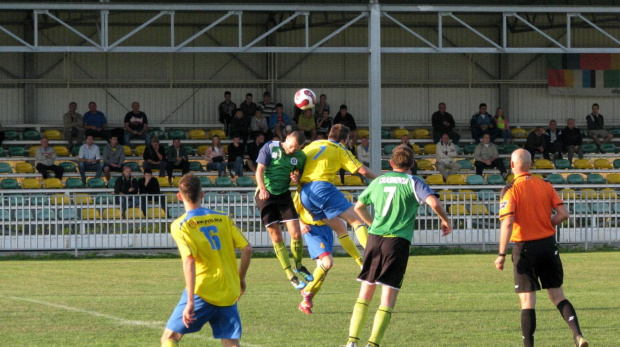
23 13 37 123
499 53 509 114
368 1 382 174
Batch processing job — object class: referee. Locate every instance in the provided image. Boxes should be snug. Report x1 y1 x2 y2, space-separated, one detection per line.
495 149 588 347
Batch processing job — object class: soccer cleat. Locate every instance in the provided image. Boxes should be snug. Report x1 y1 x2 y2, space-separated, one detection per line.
343 342 357 347
301 289 314 308
298 300 313 315
295 265 314 282
290 276 306 290
575 336 588 347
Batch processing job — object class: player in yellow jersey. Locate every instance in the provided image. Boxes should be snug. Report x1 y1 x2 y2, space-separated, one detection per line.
299 124 378 249
161 174 252 347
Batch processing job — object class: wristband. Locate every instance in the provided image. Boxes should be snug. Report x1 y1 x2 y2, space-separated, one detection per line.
497 253 506 257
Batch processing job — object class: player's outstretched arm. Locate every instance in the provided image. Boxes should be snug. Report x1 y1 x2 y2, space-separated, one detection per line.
551 205 569 226
357 165 378 180
182 255 197 328
495 216 514 271
425 195 452 236
238 244 252 298
354 200 374 226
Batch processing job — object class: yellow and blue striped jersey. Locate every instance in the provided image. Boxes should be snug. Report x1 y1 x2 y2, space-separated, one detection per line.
171 207 249 306
300 139 362 185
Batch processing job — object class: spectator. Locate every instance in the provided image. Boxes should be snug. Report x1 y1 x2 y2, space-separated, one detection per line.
493 107 512 144
102 135 126 182
239 92 257 119
356 136 371 166
83 101 109 141
138 168 162 216
562 118 584 163
314 93 330 120
339 138 357 184
474 133 507 178
204 135 227 177
218 91 236 136
78 135 104 185
435 133 461 181
0 121 5 146
250 108 269 140
297 108 317 141
63 101 85 146
546 119 563 160
431 102 460 144
246 133 265 173
470 103 500 144
35 137 64 181
142 137 167 177
227 135 245 178
316 109 333 138
229 108 250 145
525 126 549 160
123 101 151 145
114 165 139 212
400 135 418 175
333 104 358 145
258 91 276 115
269 103 292 140
166 138 190 183
586 103 613 147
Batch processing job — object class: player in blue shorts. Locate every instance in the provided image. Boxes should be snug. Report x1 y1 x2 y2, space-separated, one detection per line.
161 174 252 347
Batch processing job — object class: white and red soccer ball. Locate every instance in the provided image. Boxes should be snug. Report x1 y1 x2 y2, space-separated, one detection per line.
294 88 316 110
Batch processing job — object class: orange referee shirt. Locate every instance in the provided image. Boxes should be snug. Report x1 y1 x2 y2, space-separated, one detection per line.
498 173 564 242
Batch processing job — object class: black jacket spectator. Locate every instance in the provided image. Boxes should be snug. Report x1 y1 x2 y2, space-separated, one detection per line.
562 127 583 148
143 144 166 162
114 176 139 195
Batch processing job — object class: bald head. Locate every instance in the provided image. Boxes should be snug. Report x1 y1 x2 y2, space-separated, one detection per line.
511 149 531 173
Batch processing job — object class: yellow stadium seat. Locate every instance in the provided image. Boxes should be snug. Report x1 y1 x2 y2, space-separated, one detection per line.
417 160 433 170
438 189 457 201
28 146 40 157
412 128 431 139
458 189 477 201
332 175 343 186
598 188 617 199
449 204 468 215
165 192 179 203
446 175 465 185
51 194 70 205
43 129 62 140
147 207 166 218
425 174 445 185
341 191 353 201
134 145 146 156
573 159 592 169
412 144 422 155
123 145 132 156
102 208 122 219
532 174 544 180
53 146 69 156
534 159 553 169
357 129 370 138
506 174 515 183
560 188 576 200
16 162 35 173
125 207 145 219
43 178 63 189
593 159 613 169
81 208 100 220
157 177 171 187
393 129 411 139
22 178 41 189
197 145 210 156
74 194 93 204
189 129 207 140
172 176 182 186
510 128 527 138
209 129 226 139
607 173 620 184
344 175 364 186
423 144 436 155
580 189 597 199
469 204 489 215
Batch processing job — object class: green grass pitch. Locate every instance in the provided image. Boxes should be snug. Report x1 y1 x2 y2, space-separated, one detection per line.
0 252 618 346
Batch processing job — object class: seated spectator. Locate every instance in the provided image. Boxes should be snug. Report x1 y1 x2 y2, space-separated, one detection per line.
166 138 190 183
218 91 236 136
250 109 269 140
474 134 507 179
239 92 257 118
35 137 64 180
114 165 139 212
356 136 370 167
102 135 125 182
313 93 330 120
493 107 512 144
204 135 227 177
562 118 584 163
258 91 276 115
525 126 549 160
586 103 613 147
78 135 104 185
431 102 460 144
470 103 500 144
142 137 167 177
546 119 563 160
138 169 163 216
400 135 418 175
63 101 85 146
316 109 333 138
269 103 292 140
297 108 317 141
0 121 4 146
124 101 151 145
246 133 265 173
435 133 461 181
227 135 245 178
83 101 109 141
229 108 250 144
333 104 358 144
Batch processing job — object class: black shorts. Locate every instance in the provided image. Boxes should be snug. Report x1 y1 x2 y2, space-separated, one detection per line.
358 234 410 289
512 236 563 293
255 190 299 227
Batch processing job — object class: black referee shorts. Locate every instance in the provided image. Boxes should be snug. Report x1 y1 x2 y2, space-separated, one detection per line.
512 236 563 293
358 234 411 290
254 190 299 227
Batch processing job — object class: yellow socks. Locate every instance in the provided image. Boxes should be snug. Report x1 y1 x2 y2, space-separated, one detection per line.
291 239 304 269
353 224 368 248
161 339 179 347
339 234 363 266
305 264 329 295
348 298 370 344
368 306 393 346
274 241 295 279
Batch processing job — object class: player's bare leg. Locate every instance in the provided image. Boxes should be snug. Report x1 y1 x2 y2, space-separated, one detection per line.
160 329 182 346
221 339 241 347
267 223 305 289
283 219 313 282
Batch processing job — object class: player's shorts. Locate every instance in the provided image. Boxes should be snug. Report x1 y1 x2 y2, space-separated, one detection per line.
358 234 411 290
255 190 298 227
512 236 563 293
303 224 334 259
300 181 352 221
165 290 242 339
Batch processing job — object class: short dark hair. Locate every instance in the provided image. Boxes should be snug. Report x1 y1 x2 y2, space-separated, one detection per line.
144 169 152 174
179 174 202 204
288 131 306 145
479 103 487 108
263 91 271 97
151 137 159 143
225 91 231 96
69 101 77 106
320 94 326 98
255 109 262 113
275 103 283 108
438 102 446 107
110 135 118 140
340 104 347 110
246 93 253 98
391 145 415 170
592 103 599 108
328 124 350 142
173 137 181 142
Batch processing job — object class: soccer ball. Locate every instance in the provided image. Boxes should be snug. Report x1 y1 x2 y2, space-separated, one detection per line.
294 88 316 110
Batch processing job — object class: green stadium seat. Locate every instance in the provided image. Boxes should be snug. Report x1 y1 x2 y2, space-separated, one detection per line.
215 176 233 187
466 175 485 185
592 202 612 214
23 129 41 141
600 143 617 153
487 174 505 185
150 129 165 140
546 174 565 184
204 192 222 204
554 159 571 169
16 209 33 221
0 147 5 157
4 130 19 140
614 159 620 169
234 206 257 218
71 146 81 156
586 173 606 184
8 146 26 157
87 178 106 188
500 144 519 154
0 209 10 221
8 195 27 205
236 176 255 187
566 174 584 184
59 162 77 173
1 179 19 189
189 161 204 172
457 160 473 170
463 144 476 154
58 208 78 220
167 129 186 140
224 192 243 202
36 208 56 220
383 144 397 155
609 128 620 136
476 189 495 201
381 160 391 171
380 129 391 139
199 176 213 187
168 206 184 219
502 158 510 169
108 177 118 188
30 194 50 205
582 143 598 153
0 163 12 173
571 203 591 214
124 162 140 173
182 145 194 156
614 203 620 213
99 146 104 156
65 178 85 188
95 194 115 205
